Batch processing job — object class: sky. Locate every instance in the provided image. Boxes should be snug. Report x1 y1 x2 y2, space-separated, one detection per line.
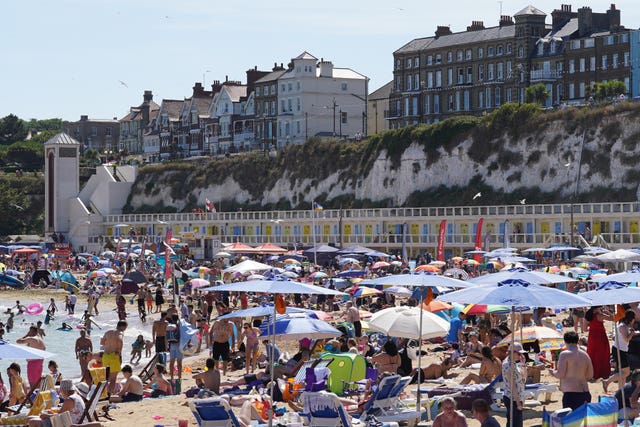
3 0 640 122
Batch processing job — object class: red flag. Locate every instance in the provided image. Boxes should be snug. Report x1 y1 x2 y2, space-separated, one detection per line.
474 218 484 263
205 198 216 213
437 220 446 262
164 229 173 280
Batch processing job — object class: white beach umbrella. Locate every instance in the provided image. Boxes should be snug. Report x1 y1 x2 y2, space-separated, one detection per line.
368 306 450 340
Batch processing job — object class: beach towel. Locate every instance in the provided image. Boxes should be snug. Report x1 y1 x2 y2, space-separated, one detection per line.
89 367 109 400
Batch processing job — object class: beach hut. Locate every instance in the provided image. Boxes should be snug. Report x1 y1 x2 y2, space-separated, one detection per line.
320 352 366 395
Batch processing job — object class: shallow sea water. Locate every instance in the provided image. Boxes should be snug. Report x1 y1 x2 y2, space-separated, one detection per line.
0 299 154 381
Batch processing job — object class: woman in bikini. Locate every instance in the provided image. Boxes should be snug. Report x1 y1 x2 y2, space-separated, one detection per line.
145 364 172 398
240 322 260 374
460 346 502 384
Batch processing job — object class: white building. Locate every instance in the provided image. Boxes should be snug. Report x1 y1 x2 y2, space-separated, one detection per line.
275 52 368 147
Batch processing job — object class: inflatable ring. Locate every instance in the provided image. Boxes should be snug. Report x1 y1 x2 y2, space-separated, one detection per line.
87 359 100 369
25 303 43 315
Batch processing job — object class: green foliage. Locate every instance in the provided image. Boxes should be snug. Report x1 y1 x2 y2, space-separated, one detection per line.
525 84 550 105
26 118 62 132
0 173 44 236
589 80 628 102
0 114 27 145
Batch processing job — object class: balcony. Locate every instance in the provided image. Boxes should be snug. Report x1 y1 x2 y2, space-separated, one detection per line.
530 70 562 82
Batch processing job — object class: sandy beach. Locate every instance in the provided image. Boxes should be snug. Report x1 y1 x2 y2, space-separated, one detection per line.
0 288 623 427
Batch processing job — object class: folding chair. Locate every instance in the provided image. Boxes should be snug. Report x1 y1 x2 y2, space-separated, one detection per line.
342 367 377 399
302 391 399 427
189 397 243 427
88 366 110 400
79 380 107 423
6 374 45 414
357 375 422 427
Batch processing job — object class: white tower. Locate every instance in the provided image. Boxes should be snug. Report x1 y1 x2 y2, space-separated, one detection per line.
44 133 80 236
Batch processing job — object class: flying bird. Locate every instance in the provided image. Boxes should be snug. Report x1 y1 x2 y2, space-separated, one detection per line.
118 80 128 88
270 219 283 224
473 192 482 200
519 199 526 205
564 162 571 167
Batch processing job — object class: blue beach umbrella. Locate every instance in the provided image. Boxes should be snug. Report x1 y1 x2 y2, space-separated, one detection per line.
467 267 576 286
259 313 341 340
217 304 309 319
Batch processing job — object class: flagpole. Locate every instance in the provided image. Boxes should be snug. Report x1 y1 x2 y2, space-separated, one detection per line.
312 201 317 266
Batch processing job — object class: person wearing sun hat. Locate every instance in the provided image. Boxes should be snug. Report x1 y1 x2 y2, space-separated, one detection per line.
501 341 527 427
27 379 87 427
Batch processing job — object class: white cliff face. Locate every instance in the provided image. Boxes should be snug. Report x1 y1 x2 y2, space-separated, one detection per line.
127 110 640 210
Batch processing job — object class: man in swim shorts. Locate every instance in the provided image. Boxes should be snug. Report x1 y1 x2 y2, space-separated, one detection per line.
100 320 127 392
152 311 168 353
16 326 46 387
210 318 234 375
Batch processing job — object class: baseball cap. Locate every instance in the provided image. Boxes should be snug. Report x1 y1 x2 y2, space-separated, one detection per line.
509 342 527 354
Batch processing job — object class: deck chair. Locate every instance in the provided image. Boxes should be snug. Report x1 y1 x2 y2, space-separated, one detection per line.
342 367 377 399
301 391 399 427
79 380 107 423
189 397 242 427
419 375 502 412
139 352 163 383
28 389 59 417
88 366 110 400
6 374 46 414
357 376 422 426
50 411 73 427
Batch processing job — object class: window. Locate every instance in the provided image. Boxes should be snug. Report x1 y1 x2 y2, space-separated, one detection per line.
466 67 472 83
407 58 412 68
91 126 97 136
407 75 412 91
447 51 453 62
427 55 433 65
602 55 608 70
488 46 494 57
478 64 484 81
447 68 453 85
538 43 544 56
486 87 492 108
465 49 472 60
506 43 512 54
457 68 464 84
297 81 301 90
579 82 585 98
506 88 513 103
341 111 347 124
569 59 575 74
427 71 434 88
433 95 440 113
414 73 419 90
425 95 430 114
478 91 484 109
478 47 484 59
569 83 575 99
396 59 401 69
463 90 470 110
415 56 420 67
571 40 580 49
456 50 463 61
287 83 292 91
412 97 418 115
497 63 503 80
506 61 512 77
395 76 401 91
435 54 442 64
448 94 453 111
296 121 300 134
621 33 629 43
287 99 292 112
488 64 494 81
584 38 594 48
590 56 596 71
281 84 286 93
624 77 630 91
613 53 619 69
624 52 630 67
497 45 503 56
518 46 524 58
271 84 276 95
435 70 442 87
296 98 300 111
270 101 274 114
105 127 111 136
256 86 261 97
281 100 285 112
604 35 614 45
580 58 585 72
495 87 501 106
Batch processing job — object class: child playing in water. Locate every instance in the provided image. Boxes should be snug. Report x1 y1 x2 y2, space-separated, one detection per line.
130 335 145 364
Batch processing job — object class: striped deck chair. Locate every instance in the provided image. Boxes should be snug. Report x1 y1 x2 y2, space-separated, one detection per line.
79 381 107 423
542 396 618 427
88 366 110 400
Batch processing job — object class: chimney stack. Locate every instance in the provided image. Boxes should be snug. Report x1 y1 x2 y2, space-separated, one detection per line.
577 6 593 37
552 4 575 30
80 115 88 121
435 25 452 37
607 4 621 31
499 15 514 26
143 90 153 103
467 21 485 31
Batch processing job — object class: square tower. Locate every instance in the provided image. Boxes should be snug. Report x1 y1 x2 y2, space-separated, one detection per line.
44 133 80 235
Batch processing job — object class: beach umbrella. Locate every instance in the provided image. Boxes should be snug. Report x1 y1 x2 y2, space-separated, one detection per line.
591 269 640 284
88 270 108 279
123 270 147 284
436 278 590 426
360 272 471 289
521 247 549 253
348 286 382 298
372 261 390 270
463 259 480 267
336 270 366 278
337 257 360 266
495 326 564 351
284 258 301 265
223 260 273 274
309 271 328 279
214 251 232 258
98 267 116 274
51 270 78 285
0 340 55 359
260 313 342 340
367 306 450 340
383 286 413 296
422 300 453 313
366 250 390 258
596 249 640 263
280 271 299 279
461 304 511 315
217 304 309 319
467 267 577 286
338 245 373 255
247 274 265 281
442 268 469 280
189 278 210 289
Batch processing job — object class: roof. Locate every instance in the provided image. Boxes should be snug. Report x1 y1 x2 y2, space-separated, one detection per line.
294 51 318 60
514 5 546 17
192 96 212 113
160 99 183 119
328 67 367 80
255 69 287 84
396 25 515 53
547 18 578 38
223 85 247 102
369 81 393 101
44 132 79 146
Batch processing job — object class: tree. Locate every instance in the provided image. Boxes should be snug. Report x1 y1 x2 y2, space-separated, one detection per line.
525 83 550 105
26 118 62 132
0 114 27 145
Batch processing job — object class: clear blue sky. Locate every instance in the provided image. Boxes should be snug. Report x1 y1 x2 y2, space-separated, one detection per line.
3 0 639 121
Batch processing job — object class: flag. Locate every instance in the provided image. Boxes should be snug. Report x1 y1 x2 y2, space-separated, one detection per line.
164 229 173 280
436 220 446 262
138 236 146 272
312 201 323 211
205 198 216 213
474 218 484 263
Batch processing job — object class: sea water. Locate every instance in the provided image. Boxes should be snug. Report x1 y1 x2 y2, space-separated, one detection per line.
0 300 154 381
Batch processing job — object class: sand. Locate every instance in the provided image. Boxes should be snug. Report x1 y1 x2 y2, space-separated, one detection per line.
0 288 621 427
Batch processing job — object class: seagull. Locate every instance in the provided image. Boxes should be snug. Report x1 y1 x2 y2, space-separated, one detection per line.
270 219 283 224
564 162 571 167
118 80 128 88
10 203 23 211
473 192 482 200
519 199 526 205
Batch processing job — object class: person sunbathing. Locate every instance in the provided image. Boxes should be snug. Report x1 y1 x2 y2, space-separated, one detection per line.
458 333 484 368
415 358 455 383
460 346 502 385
